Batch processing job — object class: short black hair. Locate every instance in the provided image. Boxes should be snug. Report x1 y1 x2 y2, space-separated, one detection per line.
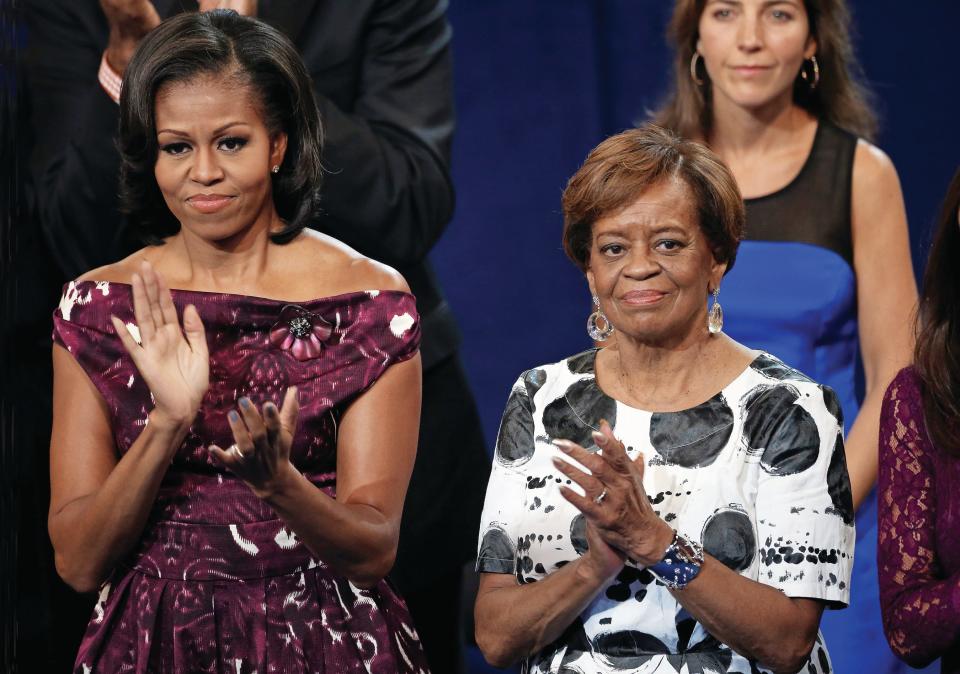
118 10 323 244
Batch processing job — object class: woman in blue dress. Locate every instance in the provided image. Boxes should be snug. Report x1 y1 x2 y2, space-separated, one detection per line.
654 0 918 671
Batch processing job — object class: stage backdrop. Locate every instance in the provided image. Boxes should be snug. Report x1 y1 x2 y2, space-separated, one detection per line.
437 3 960 670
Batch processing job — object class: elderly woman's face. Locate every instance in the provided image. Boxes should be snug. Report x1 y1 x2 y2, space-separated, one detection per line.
153 74 286 242
587 179 725 344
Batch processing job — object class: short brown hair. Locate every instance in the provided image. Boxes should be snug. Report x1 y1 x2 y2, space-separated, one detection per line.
654 0 877 141
562 124 744 273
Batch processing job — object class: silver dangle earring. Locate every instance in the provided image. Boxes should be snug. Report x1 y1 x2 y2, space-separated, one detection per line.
707 288 724 334
587 295 615 341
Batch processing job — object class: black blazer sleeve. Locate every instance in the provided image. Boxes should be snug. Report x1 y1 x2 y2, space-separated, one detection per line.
309 0 456 269
24 0 123 280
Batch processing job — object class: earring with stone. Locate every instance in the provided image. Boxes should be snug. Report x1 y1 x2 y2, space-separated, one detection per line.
707 288 724 334
271 164 280 174
587 295 615 341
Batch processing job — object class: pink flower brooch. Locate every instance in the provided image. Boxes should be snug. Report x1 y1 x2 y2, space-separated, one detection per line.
269 305 334 361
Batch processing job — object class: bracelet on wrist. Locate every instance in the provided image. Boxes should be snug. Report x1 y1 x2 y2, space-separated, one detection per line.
647 530 704 590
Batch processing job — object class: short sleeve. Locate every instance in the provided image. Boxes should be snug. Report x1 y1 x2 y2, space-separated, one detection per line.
752 383 855 607
370 291 421 365
52 281 138 413
475 376 533 574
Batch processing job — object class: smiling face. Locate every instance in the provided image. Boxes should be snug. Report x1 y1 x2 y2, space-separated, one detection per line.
586 178 726 345
697 0 816 112
153 71 287 244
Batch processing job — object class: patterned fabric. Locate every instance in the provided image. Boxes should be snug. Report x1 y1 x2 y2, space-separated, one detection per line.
477 349 854 674
53 280 428 674
878 367 960 672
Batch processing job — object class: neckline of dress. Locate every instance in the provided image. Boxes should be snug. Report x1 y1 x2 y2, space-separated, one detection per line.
572 347 766 416
70 279 414 305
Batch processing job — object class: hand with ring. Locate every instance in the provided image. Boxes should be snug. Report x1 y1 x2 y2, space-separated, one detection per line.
208 387 300 499
552 420 674 567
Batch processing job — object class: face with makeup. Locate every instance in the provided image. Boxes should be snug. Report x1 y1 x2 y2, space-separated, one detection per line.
697 0 816 111
153 71 287 243
586 178 726 345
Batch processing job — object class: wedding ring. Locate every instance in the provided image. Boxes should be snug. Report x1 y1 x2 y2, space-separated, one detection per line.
593 488 608 505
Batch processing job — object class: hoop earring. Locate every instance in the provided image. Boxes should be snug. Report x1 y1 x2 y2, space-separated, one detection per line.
587 295 615 341
707 288 724 334
690 52 706 86
799 55 820 91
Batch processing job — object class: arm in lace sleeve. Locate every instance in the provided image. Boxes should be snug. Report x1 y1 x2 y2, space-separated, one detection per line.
878 368 960 667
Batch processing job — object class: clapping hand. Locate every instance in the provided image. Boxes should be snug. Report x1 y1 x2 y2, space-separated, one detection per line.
110 262 209 428
198 0 257 16
100 0 161 74
552 420 674 567
208 388 300 499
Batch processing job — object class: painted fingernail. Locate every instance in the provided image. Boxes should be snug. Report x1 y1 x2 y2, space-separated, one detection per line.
552 440 571 453
239 398 251 409
228 411 239 422
592 431 606 445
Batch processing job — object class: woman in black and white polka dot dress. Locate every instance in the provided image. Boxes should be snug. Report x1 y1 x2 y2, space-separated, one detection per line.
473 125 854 674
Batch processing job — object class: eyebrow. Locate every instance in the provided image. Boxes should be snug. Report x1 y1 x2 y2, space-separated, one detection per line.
708 0 801 7
156 121 250 137
596 224 689 238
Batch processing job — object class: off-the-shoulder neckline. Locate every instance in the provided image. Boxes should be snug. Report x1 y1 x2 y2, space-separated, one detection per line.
68 280 414 305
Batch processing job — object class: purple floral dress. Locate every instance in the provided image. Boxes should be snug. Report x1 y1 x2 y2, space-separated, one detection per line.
53 280 429 674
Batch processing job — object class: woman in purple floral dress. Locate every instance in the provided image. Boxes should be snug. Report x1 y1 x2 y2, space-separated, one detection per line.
878 167 960 672
49 10 428 673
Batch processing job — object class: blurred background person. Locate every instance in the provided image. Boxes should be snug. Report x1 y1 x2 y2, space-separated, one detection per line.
652 1 917 671
21 1 488 670
474 125 854 674
878 167 960 672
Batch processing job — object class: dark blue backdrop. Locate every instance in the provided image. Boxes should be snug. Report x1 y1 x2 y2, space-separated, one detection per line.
438 0 960 465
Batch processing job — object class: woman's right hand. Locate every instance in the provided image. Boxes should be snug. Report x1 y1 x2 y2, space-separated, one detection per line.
582 519 626 583
110 262 209 427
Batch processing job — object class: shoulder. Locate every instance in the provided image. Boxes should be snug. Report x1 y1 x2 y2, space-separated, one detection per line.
882 366 923 410
743 352 842 424
74 247 159 284
852 139 903 197
505 349 597 400
284 231 411 295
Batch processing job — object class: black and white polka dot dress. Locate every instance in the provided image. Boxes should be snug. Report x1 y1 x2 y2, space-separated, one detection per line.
476 349 854 674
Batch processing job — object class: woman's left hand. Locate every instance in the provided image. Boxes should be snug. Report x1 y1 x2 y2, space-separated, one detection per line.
209 386 299 499
552 420 674 567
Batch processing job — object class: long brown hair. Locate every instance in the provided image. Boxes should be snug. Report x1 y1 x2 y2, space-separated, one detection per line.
653 0 877 141
915 168 960 455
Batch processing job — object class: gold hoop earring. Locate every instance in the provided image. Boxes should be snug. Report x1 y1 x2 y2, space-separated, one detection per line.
799 55 820 91
690 52 706 86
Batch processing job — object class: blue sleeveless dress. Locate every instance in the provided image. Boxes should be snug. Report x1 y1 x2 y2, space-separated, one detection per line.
721 121 925 674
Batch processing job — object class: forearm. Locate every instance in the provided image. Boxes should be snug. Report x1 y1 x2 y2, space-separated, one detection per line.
475 559 612 668
258 465 401 588
847 368 901 509
50 411 188 591
881 574 960 667
673 557 820 673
